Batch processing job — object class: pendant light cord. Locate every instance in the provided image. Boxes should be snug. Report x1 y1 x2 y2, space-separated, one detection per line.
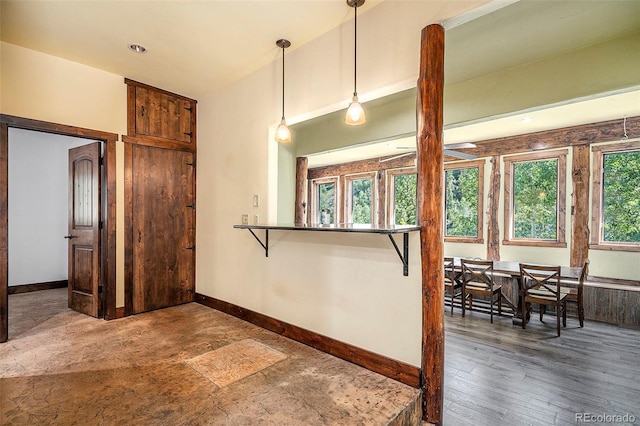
353 3 358 97
281 45 286 120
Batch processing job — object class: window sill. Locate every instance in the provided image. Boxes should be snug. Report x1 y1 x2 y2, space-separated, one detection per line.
589 243 640 253
445 237 484 244
502 239 567 248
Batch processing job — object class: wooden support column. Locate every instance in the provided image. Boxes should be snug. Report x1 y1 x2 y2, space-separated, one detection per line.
487 155 501 260
294 157 308 225
0 123 7 343
571 144 590 267
417 23 445 426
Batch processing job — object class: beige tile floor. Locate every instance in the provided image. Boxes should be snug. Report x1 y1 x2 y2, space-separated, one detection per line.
1 288 421 425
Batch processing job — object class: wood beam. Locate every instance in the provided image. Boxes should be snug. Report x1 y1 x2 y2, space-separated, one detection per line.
451 115 640 159
294 157 308 225
417 23 445 426
487 155 501 260
571 144 591 267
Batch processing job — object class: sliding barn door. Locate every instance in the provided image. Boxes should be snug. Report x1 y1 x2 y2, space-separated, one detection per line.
68 142 102 317
132 145 195 313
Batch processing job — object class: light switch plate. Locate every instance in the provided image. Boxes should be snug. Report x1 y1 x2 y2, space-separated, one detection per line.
241 214 249 225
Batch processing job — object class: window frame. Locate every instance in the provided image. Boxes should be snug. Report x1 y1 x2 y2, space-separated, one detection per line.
503 150 567 247
444 159 485 244
344 172 377 225
590 140 640 252
386 167 417 226
310 176 340 225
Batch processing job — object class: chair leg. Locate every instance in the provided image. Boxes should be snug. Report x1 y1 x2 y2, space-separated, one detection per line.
578 295 584 327
563 301 567 327
489 295 493 324
461 290 466 317
498 293 502 316
521 295 527 329
540 304 545 322
556 304 561 337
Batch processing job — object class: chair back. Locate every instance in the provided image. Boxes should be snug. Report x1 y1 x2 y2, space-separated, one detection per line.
520 263 562 300
461 259 494 289
444 257 456 285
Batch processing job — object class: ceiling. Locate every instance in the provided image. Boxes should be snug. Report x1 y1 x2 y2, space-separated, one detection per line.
0 0 386 99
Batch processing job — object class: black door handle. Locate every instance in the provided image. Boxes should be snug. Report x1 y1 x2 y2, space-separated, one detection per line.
64 235 77 239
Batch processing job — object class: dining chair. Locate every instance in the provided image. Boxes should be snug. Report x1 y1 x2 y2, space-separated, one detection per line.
444 257 463 316
519 263 569 336
562 259 589 327
460 259 502 323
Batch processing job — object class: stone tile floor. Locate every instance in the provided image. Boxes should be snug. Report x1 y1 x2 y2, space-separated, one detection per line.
1 288 421 425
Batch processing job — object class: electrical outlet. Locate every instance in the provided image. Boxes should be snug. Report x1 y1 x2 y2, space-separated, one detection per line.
253 194 259 207
241 214 249 225
253 214 259 225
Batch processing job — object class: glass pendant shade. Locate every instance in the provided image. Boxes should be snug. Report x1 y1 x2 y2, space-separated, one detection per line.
275 118 292 143
345 95 366 125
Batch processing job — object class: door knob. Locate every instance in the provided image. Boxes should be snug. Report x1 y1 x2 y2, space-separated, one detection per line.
64 235 77 239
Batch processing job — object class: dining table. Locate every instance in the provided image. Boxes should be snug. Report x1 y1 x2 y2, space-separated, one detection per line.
451 258 583 325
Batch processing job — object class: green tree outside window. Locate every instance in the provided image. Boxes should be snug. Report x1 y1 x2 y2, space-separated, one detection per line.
393 174 417 225
351 178 372 224
513 159 557 239
318 182 335 224
445 167 479 237
603 151 640 243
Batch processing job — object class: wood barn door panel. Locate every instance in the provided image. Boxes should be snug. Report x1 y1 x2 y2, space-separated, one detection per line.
134 87 193 144
132 145 195 313
68 142 101 317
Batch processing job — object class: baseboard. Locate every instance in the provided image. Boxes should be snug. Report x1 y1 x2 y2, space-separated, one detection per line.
195 293 421 388
8 280 68 295
115 307 126 319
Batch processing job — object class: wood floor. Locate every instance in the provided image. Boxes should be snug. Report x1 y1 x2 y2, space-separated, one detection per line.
443 309 640 425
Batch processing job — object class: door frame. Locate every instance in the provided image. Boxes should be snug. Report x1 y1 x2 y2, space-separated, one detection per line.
0 114 118 343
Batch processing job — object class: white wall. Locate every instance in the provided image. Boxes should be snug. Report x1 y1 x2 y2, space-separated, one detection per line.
8 129 96 285
1 41 127 306
196 1 491 367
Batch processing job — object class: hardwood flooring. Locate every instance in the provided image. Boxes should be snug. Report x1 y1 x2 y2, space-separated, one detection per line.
443 309 640 425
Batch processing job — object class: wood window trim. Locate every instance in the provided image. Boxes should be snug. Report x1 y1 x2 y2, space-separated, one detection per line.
444 159 485 244
344 172 377 225
590 140 640 252
386 167 417 227
310 177 340 225
503 149 568 248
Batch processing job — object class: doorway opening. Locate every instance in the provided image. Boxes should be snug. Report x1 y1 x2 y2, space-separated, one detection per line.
1 114 118 343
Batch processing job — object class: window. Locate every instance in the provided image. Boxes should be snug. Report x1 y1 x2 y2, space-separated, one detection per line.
312 177 339 224
345 173 375 224
503 150 567 247
386 168 416 225
591 141 640 251
444 160 485 243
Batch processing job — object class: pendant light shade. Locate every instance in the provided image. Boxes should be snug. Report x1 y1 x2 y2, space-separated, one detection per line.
275 39 292 143
275 118 291 143
345 0 366 126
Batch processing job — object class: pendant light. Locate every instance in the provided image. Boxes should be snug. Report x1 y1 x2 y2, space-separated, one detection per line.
345 0 366 126
275 39 292 143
